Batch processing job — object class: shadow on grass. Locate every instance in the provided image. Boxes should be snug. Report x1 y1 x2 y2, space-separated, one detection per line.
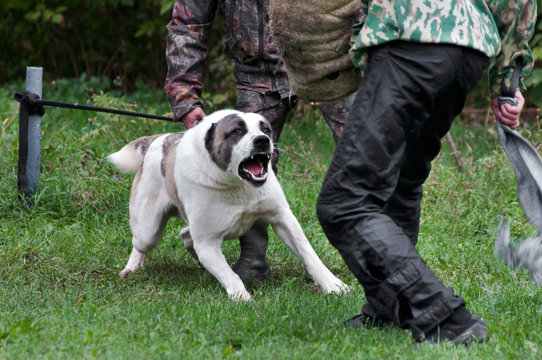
134 255 317 298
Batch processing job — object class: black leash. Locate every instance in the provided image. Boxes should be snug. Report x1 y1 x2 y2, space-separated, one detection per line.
14 91 174 122
14 91 175 204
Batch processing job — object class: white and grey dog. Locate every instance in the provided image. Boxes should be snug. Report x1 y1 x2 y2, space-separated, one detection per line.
108 109 349 300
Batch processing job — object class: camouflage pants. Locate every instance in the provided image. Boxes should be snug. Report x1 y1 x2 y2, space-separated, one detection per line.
236 89 354 170
315 98 354 144
233 88 353 278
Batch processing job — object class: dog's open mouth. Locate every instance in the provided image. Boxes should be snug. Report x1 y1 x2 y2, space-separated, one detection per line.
238 152 271 186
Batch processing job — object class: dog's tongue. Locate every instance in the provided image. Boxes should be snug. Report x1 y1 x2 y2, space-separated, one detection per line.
245 161 263 176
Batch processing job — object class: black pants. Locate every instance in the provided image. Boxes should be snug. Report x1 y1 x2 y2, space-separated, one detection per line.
316 41 489 339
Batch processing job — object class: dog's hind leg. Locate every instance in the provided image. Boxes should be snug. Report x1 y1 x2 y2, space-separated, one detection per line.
180 227 197 259
120 248 146 278
120 187 173 278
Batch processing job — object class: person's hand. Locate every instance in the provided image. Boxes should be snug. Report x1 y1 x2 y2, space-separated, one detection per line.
491 90 524 129
182 107 206 129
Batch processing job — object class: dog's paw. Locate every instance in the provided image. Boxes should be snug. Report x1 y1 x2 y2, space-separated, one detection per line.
228 289 252 302
119 268 133 279
320 278 350 295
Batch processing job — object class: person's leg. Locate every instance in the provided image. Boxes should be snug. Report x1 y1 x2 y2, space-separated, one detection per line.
236 90 296 171
231 90 295 279
231 219 271 280
381 97 454 247
385 45 491 247
315 93 355 143
317 41 488 340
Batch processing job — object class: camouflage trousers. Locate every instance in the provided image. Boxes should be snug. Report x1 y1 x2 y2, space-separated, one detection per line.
236 89 355 170
232 88 353 279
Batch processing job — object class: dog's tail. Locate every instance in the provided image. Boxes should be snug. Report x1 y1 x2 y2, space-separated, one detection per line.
495 219 542 285
107 135 160 173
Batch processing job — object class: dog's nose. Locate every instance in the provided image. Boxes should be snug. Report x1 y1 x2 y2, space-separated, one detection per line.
254 135 270 148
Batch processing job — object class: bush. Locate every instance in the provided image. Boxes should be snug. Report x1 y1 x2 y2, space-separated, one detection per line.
1 0 233 94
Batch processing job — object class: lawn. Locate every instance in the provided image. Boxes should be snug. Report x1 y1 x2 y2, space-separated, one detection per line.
0 77 541 359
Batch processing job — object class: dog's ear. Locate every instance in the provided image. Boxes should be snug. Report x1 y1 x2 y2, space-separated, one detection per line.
204 122 217 153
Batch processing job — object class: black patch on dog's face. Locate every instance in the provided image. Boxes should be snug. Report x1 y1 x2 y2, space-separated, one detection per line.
205 114 247 171
204 123 217 154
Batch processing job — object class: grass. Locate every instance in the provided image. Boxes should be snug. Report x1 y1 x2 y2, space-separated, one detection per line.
1 78 541 359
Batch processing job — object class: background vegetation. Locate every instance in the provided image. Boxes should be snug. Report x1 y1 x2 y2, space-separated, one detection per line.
2 0 542 107
1 0 232 97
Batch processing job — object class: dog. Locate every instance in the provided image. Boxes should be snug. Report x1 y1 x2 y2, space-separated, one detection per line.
107 109 349 300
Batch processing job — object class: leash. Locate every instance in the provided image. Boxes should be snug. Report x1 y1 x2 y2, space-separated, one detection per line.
14 91 175 122
14 91 175 204
494 54 542 284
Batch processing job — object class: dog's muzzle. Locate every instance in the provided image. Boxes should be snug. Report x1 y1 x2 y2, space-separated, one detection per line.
238 136 272 187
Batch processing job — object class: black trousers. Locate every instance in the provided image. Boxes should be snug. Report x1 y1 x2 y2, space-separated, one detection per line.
316 41 489 339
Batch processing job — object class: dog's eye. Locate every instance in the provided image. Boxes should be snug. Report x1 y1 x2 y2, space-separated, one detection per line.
228 128 243 137
262 127 271 135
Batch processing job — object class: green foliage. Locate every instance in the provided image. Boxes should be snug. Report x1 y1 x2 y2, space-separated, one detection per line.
523 1 542 104
1 78 542 358
1 0 175 90
2 0 542 109
1 0 236 96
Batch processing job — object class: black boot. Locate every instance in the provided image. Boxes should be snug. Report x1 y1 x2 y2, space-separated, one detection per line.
232 220 271 280
345 301 393 329
424 306 489 346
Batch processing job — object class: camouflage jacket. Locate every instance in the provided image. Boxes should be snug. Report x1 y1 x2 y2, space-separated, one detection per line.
164 0 292 122
350 0 537 97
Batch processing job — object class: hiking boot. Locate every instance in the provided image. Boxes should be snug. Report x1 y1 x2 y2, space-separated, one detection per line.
425 307 489 346
345 313 393 329
232 220 271 281
345 302 393 329
232 257 271 280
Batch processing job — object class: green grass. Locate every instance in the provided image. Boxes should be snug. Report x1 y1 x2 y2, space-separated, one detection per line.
1 78 541 359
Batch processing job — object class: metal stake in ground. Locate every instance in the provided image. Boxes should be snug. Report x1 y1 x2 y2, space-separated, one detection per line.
17 67 43 204
14 67 175 206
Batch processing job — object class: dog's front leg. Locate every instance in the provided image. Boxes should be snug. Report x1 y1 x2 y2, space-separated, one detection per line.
271 211 349 294
193 238 252 301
